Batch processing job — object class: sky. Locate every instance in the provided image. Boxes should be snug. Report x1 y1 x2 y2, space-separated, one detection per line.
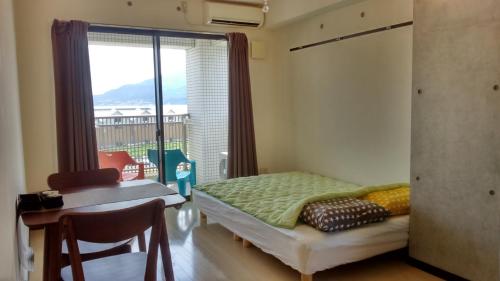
88 44 186 96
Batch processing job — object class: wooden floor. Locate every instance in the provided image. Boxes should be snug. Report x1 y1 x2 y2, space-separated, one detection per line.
29 202 441 281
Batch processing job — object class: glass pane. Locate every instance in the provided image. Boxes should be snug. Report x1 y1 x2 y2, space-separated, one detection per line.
88 33 160 180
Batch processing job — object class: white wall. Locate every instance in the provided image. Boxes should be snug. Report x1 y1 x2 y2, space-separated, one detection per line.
0 0 27 279
266 0 358 28
13 0 294 192
276 0 413 185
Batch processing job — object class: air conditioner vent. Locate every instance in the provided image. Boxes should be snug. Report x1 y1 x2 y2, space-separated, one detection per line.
205 1 264 28
209 19 261 28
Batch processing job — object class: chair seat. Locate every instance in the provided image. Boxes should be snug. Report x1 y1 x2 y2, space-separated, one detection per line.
122 172 141 181
62 239 131 255
61 252 156 281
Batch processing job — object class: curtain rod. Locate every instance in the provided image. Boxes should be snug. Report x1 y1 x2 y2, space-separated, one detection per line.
290 21 413 52
88 23 228 40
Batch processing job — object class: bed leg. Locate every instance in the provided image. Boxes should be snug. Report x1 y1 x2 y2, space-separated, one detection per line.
301 273 313 281
200 211 207 225
232 233 242 241
242 239 252 248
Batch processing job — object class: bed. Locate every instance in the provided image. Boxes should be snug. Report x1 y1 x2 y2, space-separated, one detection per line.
192 172 410 281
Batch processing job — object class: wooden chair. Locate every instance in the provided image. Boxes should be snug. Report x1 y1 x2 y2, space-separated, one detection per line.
47 168 120 191
59 199 174 281
47 169 147 267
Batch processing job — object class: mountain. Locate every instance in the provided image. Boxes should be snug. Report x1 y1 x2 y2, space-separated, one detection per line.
93 77 186 106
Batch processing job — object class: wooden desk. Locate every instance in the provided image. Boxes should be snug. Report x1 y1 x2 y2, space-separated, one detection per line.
21 180 186 281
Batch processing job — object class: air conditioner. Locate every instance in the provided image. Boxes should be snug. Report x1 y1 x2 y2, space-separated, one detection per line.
205 1 264 28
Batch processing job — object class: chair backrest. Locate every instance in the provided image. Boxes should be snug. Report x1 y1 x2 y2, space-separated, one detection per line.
47 168 120 191
147 149 189 181
147 149 159 167
60 199 166 281
98 151 136 174
165 149 189 181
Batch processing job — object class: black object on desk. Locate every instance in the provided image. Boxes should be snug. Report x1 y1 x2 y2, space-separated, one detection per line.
18 193 42 212
40 191 64 209
18 191 64 213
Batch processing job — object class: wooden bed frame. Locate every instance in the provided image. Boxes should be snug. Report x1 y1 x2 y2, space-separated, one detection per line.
200 210 313 281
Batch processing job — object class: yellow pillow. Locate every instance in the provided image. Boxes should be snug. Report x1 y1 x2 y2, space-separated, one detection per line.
361 186 410 216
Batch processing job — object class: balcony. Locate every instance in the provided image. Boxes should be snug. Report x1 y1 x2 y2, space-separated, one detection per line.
95 114 189 177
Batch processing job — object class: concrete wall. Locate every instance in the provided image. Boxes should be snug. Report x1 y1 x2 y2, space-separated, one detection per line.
276 0 413 185
410 1 500 280
13 0 294 192
0 0 27 279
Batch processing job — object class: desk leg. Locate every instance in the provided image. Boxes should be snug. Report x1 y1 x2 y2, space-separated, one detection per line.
43 224 62 281
160 220 175 281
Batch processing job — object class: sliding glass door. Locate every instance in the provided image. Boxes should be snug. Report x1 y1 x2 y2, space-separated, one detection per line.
88 33 161 180
88 27 228 194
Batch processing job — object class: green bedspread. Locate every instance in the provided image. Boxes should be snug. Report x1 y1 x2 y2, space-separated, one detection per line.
195 171 404 229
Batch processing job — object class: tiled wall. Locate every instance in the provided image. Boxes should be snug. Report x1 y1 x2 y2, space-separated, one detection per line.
187 39 228 184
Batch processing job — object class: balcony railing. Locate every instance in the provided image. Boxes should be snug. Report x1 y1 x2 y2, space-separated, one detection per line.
95 114 189 176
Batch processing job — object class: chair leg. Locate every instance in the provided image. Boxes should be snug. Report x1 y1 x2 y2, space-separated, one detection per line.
160 220 175 281
177 178 187 197
138 232 147 252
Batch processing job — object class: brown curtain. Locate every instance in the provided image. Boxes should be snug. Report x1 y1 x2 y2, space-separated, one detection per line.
226 33 258 178
51 19 99 172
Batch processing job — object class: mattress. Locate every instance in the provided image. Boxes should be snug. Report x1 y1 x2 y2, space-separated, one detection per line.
193 189 409 275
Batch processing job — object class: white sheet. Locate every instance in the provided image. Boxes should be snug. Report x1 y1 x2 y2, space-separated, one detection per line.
192 190 409 275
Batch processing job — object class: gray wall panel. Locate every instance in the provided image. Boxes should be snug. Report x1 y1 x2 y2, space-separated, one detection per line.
410 1 500 280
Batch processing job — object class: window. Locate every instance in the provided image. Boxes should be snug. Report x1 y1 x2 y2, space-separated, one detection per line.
88 28 228 184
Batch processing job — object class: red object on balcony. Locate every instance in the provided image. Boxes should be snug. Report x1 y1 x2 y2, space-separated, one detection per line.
98 151 145 181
